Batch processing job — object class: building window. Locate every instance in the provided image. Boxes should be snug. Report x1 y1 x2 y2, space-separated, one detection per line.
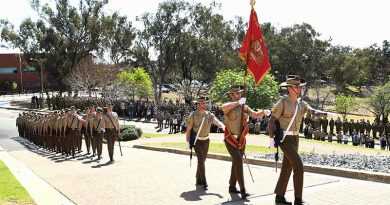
0 67 18 74
24 66 38 73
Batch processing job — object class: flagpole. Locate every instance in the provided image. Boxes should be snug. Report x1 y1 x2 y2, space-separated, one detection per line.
239 0 256 184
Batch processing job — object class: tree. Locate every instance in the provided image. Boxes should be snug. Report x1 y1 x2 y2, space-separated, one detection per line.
335 93 356 119
118 68 153 101
210 70 279 109
0 0 136 91
64 57 110 96
365 82 390 124
136 0 243 103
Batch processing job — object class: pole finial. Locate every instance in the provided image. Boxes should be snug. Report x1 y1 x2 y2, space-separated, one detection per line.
250 0 256 8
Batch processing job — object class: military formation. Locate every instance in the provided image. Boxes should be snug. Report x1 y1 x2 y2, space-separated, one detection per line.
16 105 120 163
302 114 390 149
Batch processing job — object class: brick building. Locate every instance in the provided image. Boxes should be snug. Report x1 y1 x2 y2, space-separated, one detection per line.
0 53 41 92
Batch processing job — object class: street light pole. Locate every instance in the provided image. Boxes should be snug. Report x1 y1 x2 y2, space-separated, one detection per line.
30 58 44 97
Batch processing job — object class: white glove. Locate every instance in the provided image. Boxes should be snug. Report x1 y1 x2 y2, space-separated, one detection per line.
238 97 246 105
220 124 226 131
269 138 275 148
264 109 271 116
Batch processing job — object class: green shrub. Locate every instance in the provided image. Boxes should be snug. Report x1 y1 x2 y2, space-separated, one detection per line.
120 125 142 141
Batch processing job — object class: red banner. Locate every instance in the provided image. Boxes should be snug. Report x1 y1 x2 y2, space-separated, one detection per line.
239 10 271 86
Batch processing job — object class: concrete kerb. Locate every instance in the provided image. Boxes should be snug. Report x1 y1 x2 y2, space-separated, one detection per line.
133 144 390 184
0 145 74 205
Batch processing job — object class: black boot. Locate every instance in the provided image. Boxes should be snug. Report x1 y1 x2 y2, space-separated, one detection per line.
275 195 292 205
196 179 202 186
294 198 309 205
202 181 208 190
240 188 250 200
228 186 240 193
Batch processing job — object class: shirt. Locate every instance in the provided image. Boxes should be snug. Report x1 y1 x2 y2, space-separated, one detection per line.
186 110 216 138
271 96 311 132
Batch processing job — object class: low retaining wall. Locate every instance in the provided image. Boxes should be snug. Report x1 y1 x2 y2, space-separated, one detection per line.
133 144 390 184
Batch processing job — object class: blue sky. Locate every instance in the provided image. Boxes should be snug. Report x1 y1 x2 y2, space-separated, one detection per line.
1 0 389 53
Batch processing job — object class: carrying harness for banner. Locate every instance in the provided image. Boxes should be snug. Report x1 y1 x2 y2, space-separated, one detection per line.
224 125 249 149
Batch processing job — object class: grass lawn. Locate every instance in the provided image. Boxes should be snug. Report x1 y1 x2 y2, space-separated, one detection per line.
142 142 309 156
0 160 35 205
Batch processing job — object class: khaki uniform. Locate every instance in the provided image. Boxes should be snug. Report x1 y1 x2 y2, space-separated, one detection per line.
186 110 217 184
92 116 106 158
271 96 311 199
223 105 254 191
85 114 95 155
66 114 81 157
103 112 119 162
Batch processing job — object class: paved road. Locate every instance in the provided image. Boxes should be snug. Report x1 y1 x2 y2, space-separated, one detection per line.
1 108 390 205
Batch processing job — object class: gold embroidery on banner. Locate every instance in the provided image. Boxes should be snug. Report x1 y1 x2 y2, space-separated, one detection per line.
249 37 264 65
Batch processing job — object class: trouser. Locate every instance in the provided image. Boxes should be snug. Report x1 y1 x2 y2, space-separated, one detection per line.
105 129 116 161
275 135 303 199
77 130 82 152
84 130 92 154
67 129 78 157
194 139 210 183
224 139 245 190
94 131 103 157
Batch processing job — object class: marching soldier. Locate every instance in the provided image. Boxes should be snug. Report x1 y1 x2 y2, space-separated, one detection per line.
268 75 333 205
221 84 268 200
65 106 85 158
185 96 225 190
92 107 105 160
103 105 120 163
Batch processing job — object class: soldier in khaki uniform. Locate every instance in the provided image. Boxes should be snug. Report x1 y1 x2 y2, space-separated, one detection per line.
221 85 268 200
103 105 120 163
92 107 105 160
65 106 85 158
186 96 225 190
268 75 332 205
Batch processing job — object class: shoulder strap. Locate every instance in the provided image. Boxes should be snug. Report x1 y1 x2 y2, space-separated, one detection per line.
281 100 299 142
69 116 76 128
96 118 102 130
107 114 117 130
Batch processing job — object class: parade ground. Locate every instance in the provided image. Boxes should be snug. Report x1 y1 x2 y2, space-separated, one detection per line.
0 96 390 205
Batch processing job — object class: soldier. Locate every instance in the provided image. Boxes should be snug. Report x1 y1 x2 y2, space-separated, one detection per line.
186 96 225 190
342 118 349 136
103 105 120 163
335 117 342 134
372 121 378 139
359 119 366 135
221 84 268 200
82 108 92 155
321 116 328 133
348 119 355 136
92 107 105 160
366 120 372 137
65 106 85 158
268 75 332 205
329 117 335 134
311 114 320 133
